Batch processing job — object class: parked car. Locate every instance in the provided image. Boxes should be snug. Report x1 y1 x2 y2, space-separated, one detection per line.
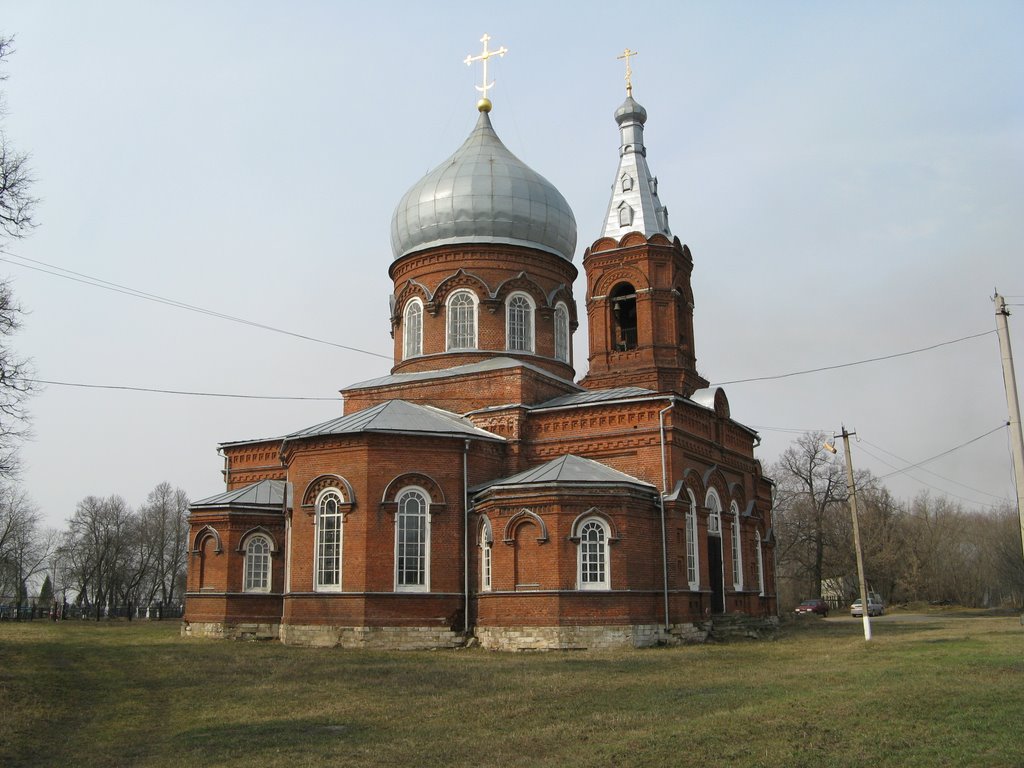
850 598 884 617
794 599 829 617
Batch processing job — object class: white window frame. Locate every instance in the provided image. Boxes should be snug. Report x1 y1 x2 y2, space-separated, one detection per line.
446 290 478 351
315 489 344 592
480 519 492 592
506 292 535 353
730 501 743 590
403 298 423 359
686 489 699 590
395 486 430 592
577 517 610 590
706 490 722 535
243 534 272 593
554 302 570 363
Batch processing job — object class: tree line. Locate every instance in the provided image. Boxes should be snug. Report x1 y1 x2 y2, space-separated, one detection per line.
0 482 190 619
772 431 1024 610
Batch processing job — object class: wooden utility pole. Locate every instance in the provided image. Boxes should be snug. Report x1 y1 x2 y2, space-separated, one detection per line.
993 291 1024 561
834 427 872 641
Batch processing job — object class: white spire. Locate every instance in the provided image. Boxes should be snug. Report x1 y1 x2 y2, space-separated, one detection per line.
600 94 672 240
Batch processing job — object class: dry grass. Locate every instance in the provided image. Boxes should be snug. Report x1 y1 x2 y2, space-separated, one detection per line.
1 613 1021 767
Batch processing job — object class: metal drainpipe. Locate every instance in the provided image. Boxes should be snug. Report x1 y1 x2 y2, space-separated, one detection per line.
658 401 674 632
463 439 471 636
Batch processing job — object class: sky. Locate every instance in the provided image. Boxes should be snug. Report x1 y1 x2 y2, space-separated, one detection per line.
1 1 1022 531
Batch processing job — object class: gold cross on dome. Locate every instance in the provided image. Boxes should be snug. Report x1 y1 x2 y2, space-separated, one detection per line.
464 33 508 110
617 47 638 96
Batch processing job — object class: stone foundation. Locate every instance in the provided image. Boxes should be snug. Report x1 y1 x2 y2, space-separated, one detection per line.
180 620 280 641
475 622 710 651
279 623 464 649
179 619 734 650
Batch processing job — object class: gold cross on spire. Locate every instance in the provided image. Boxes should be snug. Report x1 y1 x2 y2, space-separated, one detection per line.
617 47 639 97
464 33 508 112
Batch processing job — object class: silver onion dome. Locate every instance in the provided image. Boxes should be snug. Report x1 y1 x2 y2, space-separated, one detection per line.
390 110 577 261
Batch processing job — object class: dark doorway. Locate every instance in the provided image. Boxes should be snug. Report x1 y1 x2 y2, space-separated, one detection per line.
707 535 725 614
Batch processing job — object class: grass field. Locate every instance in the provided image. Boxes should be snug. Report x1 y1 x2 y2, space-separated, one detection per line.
1 612 1021 767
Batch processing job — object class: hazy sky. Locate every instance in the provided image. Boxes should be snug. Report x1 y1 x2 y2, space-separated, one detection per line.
2 1 1022 531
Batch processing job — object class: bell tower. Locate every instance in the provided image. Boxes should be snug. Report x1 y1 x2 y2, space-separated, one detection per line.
580 69 708 396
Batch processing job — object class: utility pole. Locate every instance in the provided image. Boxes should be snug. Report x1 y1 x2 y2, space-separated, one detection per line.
829 427 872 641
993 291 1024 561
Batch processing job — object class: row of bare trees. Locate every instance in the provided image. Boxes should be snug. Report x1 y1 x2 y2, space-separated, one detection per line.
772 431 1024 610
57 483 190 619
1 482 190 619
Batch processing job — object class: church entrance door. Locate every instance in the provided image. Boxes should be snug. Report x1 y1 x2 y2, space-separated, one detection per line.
707 534 725 614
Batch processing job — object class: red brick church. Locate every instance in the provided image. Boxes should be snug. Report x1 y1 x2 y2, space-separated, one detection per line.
183 52 777 649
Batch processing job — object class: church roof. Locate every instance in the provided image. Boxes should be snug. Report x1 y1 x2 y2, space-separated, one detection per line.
600 93 672 240
473 453 656 493
390 109 577 262
283 399 503 442
345 356 580 392
192 479 290 509
531 386 656 409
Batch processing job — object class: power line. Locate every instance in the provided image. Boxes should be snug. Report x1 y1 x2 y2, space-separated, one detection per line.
25 377 342 401
748 424 831 435
852 434 1007 508
0 250 392 361
3 250 1002 388
865 425 1008 484
853 442 1002 509
710 329 995 387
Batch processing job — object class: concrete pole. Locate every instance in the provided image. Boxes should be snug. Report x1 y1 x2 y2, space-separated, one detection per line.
840 427 872 642
994 292 1024 560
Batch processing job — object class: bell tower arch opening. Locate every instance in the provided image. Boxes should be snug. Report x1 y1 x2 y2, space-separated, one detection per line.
610 282 638 352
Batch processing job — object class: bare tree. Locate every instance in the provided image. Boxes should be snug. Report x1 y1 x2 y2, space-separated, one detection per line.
771 431 849 603
0 484 52 612
0 35 37 241
65 495 134 619
0 35 37 476
137 482 189 610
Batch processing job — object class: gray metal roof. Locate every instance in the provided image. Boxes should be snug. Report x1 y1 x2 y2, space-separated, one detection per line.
390 110 577 262
474 453 656 493
532 386 656 409
283 399 503 442
600 94 672 240
346 356 580 392
192 479 289 509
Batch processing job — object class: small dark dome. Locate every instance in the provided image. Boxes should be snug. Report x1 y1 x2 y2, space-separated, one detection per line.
614 95 648 126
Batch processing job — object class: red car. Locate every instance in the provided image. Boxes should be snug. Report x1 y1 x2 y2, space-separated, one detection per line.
794 599 829 617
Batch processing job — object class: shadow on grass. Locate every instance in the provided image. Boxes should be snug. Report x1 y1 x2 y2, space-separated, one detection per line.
179 716 373 760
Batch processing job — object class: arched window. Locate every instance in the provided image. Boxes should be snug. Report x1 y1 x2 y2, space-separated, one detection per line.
617 201 634 228
755 530 765 596
395 487 430 591
403 298 423 359
554 302 570 363
706 490 722 535
686 490 699 589
244 535 272 592
506 292 535 352
731 502 743 590
610 282 637 351
480 519 493 592
315 489 344 591
577 517 610 590
446 290 477 350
